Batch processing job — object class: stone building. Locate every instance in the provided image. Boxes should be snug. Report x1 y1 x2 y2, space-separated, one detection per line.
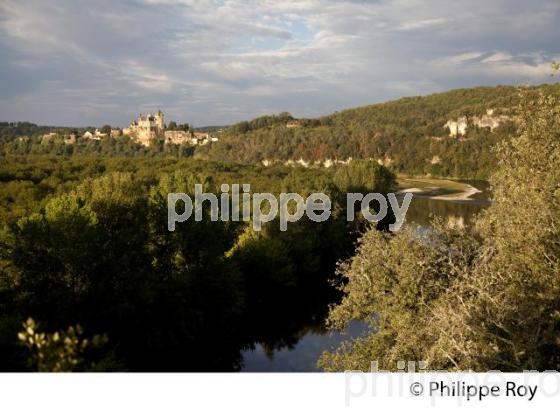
164 130 191 145
122 111 219 147
40 132 58 143
94 129 108 138
64 134 77 145
123 111 165 147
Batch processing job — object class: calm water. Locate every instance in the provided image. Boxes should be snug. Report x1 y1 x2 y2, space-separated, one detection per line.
241 180 491 372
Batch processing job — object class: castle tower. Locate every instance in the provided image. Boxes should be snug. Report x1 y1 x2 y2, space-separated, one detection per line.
156 110 165 130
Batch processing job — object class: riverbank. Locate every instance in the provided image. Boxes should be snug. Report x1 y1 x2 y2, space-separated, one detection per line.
397 177 483 202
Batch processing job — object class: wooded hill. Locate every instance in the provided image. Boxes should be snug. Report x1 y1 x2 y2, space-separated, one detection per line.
196 83 560 179
3 83 560 179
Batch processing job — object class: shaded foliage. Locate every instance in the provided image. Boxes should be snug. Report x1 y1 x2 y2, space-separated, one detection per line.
0 156 395 371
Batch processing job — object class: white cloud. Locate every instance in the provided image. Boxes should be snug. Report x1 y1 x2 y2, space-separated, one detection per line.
0 0 559 126
396 18 448 31
447 52 486 64
482 52 513 63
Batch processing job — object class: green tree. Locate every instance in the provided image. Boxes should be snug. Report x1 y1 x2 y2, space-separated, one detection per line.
318 222 477 371
18 318 109 372
426 90 560 371
320 88 560 372
333 160 396 194
100 125 112 135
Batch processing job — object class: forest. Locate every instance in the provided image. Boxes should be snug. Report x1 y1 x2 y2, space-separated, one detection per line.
0 157 394 371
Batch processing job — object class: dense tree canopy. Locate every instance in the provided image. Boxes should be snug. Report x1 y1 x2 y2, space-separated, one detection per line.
0 156 395 371
196 85 560 179
319 88 560 372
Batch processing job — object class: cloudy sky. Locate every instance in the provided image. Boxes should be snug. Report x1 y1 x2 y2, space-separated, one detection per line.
1 0 559 127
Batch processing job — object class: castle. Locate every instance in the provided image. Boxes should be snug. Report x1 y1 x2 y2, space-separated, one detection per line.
122 111 219 147
123 111 166 146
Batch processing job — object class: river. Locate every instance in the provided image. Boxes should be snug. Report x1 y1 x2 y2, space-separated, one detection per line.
241 180 491 371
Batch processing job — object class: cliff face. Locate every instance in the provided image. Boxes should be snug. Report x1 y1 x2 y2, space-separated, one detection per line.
471 109 511 131
444 109 511 137
445 117 468 136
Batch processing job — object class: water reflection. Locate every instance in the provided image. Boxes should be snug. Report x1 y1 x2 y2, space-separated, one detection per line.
241 181 491 372
242 321 369 371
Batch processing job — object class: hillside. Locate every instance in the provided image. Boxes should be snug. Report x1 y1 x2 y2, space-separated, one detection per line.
3 84 559 180
196 83 560 179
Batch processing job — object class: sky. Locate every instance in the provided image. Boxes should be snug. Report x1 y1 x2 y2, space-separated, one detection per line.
1 0 559 127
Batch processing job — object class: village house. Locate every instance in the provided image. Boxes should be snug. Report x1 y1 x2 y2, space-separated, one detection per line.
192 132 210 145
64 134 77 145
164 130 191 145
82 130 103 141
40 132 58 143
94 129 108 138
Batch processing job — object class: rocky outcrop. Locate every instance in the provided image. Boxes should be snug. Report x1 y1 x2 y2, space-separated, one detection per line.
262 158 354 168
444 117 468 137
472 109 510 131
444 109 510 137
